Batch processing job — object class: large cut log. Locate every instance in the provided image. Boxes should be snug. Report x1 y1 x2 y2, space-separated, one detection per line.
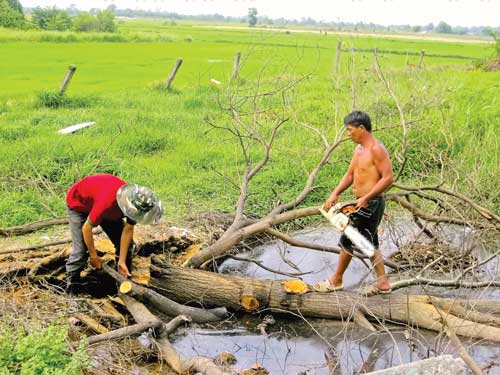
150 262 500 343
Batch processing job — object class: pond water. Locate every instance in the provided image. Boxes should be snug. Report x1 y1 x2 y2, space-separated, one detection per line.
170 220 500 374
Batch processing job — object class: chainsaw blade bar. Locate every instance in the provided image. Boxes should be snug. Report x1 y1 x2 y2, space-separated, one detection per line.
343 226 375 257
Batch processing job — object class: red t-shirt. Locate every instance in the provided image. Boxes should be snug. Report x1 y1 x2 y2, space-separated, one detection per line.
66 174 126 226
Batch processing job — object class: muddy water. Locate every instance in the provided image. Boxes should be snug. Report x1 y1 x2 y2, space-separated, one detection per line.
171 221 500 374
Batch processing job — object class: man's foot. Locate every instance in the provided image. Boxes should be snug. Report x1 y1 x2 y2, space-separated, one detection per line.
65 282 82 296
361 284 392 297
65 272 84 296
312 280 344 293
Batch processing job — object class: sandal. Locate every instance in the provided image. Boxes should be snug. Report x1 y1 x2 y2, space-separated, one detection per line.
312 280 344 293
361 285 392 297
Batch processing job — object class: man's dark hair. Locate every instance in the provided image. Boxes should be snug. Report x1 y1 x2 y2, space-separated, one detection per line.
343 110 372 132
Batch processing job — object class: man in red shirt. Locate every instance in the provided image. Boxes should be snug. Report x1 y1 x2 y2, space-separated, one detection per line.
65 174 163 295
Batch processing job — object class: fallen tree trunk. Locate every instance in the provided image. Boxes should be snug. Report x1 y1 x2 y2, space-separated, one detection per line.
0 239 72 255
150 261 500 343
0 217 69 236
184 206 320 268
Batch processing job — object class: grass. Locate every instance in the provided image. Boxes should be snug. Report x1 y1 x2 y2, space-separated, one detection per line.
0 20 498 227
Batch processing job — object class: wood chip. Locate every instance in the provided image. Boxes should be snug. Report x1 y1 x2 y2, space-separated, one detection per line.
131 256 151 286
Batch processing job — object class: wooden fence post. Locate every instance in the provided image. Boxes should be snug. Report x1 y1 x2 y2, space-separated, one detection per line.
59 65 76 95
418 50 425 69
165 58 183 89
333 41 342 75
232 51 241 80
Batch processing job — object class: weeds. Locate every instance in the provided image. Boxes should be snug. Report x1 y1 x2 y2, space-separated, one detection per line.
36 91 99 108
0 324 89 375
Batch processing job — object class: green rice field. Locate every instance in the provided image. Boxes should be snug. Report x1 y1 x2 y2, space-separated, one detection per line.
0 20 498 226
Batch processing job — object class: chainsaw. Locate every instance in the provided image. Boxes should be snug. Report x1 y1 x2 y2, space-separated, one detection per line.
319 201 375 257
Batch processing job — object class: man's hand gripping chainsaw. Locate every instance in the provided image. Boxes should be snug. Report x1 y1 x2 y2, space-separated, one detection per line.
319 201 375 257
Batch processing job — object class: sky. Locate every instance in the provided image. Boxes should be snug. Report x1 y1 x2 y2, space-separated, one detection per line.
19 0 500 27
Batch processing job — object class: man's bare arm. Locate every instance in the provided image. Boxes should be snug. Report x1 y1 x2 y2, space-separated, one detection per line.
117 222 134 277
82 221 103 269
325 159 355 209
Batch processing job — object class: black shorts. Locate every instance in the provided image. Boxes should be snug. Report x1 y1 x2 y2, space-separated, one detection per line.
339 196 385 254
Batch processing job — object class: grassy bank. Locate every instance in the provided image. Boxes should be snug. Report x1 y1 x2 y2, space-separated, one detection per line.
0 21 498 227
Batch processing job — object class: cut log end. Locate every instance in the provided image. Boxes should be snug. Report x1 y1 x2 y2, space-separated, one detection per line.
119 281 133 294
240 295 260 311
281 279 309 294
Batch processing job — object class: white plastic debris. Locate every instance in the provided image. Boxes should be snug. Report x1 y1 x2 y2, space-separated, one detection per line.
58 121 96 135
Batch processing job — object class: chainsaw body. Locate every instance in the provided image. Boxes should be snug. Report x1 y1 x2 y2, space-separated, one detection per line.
319 201 376 257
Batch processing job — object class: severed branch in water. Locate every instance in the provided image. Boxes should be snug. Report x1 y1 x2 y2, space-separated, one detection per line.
387 194 478 228
119 294 183 373
443 321 483 375
430 302 484 375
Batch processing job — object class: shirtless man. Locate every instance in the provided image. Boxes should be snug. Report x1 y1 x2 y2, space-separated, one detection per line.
314 110 393 295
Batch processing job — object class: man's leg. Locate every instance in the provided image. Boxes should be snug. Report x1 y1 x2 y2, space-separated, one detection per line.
366 197 390 292
329 247 353 287
314 234 353 290
65 208 88 294
370 249 390 291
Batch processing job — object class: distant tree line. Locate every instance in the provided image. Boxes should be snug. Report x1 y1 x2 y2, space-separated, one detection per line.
103 7 493 36
2 1 497 38
0 1 116 32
